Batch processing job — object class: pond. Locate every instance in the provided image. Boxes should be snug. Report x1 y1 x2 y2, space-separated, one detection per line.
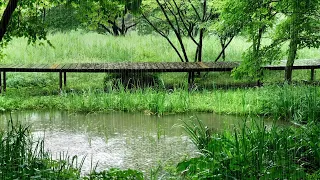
0 111 287 174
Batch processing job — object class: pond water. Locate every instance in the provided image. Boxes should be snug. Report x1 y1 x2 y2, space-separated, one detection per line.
0 111 287 174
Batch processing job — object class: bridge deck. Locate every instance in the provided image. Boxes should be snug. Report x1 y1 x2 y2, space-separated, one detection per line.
0 59 319 93
0 62 240 72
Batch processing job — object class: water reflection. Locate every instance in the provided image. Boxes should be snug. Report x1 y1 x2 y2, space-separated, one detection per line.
0 111 284 174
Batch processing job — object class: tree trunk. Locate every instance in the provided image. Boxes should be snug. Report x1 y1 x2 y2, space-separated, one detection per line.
285 2 299 83
0 0 19 42
285 38 298 83
219 37 226 61
197 28 204 62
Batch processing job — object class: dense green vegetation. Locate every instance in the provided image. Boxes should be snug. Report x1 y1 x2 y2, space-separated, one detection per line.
1 32 320 122
172 118 320 179
1 0 320 179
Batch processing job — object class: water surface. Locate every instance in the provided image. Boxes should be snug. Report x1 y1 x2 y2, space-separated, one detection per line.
0 111 283 174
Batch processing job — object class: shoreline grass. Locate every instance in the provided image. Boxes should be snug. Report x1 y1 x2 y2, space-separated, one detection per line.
172 118 320 179
1 84 320 123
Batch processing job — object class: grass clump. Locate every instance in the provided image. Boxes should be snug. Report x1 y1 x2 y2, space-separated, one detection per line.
104 72 161 91
176 118 320 179
259 85 320 123
84 168 144 180
0 119 82 179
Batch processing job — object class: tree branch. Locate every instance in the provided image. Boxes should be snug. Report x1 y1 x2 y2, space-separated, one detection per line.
98 22 113 35
156 0 189 62
142 12 185 62
215 36 234 62
173 0 199 46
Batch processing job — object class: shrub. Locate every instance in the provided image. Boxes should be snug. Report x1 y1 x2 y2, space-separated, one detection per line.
104 72 161 91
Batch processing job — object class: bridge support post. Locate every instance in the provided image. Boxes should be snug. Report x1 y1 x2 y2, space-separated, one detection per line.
188 72 195 90
0 71 2 94
59 72 62 91
3 72 6 93
59 71 67 91
64 72 67 86
311 68 315 81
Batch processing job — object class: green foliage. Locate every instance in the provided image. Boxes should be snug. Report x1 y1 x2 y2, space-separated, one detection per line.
260 85 320 123
178 118 320 179
72 0 141 36
0 0 56 56
181 117 212 154
44 5 81 32
228 0 280 79
84 168 144 180
273 0 320 81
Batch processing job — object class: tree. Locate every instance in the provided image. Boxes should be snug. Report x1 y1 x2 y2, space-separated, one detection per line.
228 0 280 81
274 0 320 82
0 0 53 58
213 0 243 61
73 0 141 36
142 0 217 63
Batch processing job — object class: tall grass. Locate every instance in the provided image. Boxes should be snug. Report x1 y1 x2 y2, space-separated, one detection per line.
260 85 320 122
2 84 320 122
0 31 259 64
3 30 320 65
0 118 83 179
178 118 320 179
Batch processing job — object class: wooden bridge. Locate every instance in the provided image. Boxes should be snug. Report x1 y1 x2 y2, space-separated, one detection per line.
0 59 319 93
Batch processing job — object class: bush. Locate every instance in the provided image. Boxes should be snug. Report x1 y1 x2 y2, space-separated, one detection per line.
104 72 161 91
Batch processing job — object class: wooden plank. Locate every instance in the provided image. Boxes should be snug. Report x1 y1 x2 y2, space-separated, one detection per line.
50 63 60 69
61 64 73 70
55 63 66 70
68 63 79 70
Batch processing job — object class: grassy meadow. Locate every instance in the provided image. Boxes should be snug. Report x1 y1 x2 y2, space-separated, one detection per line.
1 30 320 119
1 30 320 179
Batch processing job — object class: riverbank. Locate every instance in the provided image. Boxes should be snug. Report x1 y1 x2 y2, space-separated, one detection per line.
1 84 320 123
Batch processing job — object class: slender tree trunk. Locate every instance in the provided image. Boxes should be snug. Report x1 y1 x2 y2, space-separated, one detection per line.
0 0 19 42
120 14 126 35
219 37 226 61
197 29 204 62
285 37 298 83
285 2 299 83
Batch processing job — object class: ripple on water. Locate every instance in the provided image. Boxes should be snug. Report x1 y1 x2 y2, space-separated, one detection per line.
33 131 197 174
